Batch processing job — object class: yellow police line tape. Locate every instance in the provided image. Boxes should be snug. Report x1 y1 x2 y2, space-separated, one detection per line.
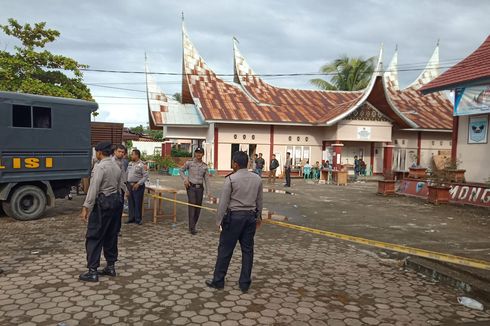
145 193 490 270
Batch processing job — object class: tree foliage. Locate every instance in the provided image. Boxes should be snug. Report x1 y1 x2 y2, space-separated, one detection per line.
310 55 375 91
130 124 164 141
0 18 93 100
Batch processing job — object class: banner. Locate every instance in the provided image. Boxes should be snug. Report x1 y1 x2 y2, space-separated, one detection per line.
455 85 490 116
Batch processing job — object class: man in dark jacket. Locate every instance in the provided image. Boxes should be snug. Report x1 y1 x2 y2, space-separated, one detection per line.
268 154 279 184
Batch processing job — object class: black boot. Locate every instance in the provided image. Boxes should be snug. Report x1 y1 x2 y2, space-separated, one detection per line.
79 268 99 282
98 264 116 277
205 280 224 290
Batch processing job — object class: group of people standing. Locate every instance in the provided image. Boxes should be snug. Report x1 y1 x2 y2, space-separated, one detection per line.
252 152 293 187
80 143 263 293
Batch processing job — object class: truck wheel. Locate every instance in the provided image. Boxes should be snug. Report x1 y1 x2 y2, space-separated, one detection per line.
2 186 47 221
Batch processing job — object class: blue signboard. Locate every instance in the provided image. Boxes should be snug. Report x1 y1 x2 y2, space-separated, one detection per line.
454 85 490 116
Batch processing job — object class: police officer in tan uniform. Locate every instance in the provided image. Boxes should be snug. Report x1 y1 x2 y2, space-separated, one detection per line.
206 151 263 293
126 149 148 225
180 147 210 235
79 141 123 282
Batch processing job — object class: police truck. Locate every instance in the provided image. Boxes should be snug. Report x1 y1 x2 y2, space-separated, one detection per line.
0 91 97 220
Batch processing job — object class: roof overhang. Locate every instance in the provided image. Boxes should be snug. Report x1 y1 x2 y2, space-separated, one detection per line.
421 78 490 95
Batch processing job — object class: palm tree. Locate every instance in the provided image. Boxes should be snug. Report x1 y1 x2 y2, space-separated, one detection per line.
310 56 376 91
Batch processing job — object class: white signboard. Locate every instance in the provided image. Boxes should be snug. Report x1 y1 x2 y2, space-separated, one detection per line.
357 127 372 140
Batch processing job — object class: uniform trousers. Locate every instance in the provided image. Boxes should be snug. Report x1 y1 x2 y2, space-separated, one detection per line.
213 210 257 288
127 183 145 223
187 184 204 231
285 167 291 187
86 193 122 269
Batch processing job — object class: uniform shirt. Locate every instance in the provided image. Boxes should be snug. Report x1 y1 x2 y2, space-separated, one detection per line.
83 157 122 212
179 159 210 193
285 157 292 169
127 159 148 185
112 156 128 193
216 169 263 226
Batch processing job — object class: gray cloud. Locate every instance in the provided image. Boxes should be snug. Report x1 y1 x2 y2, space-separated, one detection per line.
0 0 489 126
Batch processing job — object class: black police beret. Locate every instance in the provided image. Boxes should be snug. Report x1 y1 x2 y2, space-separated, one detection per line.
195 147 204 153
95 141 112 152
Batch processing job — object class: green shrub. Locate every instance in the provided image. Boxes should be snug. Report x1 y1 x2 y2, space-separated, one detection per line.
171 148 192 157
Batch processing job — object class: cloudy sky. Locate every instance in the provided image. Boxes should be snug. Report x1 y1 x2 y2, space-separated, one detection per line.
1 0 489 127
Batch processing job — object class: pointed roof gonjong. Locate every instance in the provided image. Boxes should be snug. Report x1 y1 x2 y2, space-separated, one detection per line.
381 42 453 130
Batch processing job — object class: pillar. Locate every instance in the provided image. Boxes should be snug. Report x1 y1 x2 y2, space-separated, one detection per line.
451 116 458 161
332 143 344 169
162 141 172 157
383 143 395 179
417 131 422 166
370 142 375 175
269 125 275 161
214 126 219 170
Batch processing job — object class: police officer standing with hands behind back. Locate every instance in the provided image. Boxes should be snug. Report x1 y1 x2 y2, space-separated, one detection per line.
126 149 148 225
180 147 210 235
79 141 123 282
206 151 263 293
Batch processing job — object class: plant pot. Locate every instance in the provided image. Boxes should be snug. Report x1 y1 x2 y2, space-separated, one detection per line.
378 180 396 196
428 185 450 205
444 169 466 183
408 167 427 179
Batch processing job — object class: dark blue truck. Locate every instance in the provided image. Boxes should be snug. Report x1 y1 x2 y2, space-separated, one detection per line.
0 92 97 220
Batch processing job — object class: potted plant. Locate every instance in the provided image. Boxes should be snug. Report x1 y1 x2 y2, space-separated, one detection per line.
378 172 396 196
408 164 427 179
444 159 465 183
427 163 451 205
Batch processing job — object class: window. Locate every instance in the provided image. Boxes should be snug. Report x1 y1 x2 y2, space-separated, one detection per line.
13 105 31 127
33 106 51 128
12 105 52 129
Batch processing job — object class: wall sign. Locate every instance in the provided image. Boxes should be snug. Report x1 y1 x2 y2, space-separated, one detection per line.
468 115 488 144
455 85 490 116
357 127 371 140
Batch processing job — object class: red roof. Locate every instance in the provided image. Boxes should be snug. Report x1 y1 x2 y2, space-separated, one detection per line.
421 35 490 93
162 25 452 130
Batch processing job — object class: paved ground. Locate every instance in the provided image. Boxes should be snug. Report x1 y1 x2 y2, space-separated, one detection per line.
0 174 489 325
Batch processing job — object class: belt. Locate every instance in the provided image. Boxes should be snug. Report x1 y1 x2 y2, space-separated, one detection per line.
230 210 256 216
189 182 203 188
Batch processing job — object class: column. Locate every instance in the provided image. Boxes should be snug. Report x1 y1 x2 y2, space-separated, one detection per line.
417 131 422 166
162 141 172 157
332 143 344 169
214 126 219 170
370 142 375 175
269 125 275 161
451 116 458 161
383 142 395 179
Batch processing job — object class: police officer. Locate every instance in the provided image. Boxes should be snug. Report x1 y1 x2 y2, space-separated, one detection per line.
79 141 123 282
206 151 263 293
112 144 128 230
126 149 148 225
180 147 210 235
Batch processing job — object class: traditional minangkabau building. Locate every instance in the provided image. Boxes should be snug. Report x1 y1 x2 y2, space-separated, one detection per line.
147 24 454 176
421 35 490 184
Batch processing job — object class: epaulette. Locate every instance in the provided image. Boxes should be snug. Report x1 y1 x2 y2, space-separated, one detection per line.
224 171 234 178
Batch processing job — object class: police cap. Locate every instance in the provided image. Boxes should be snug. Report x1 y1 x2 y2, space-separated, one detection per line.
195 147 204 153
95 141 113 153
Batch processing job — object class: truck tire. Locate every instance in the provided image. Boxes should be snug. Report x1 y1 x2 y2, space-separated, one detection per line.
2 185 47 221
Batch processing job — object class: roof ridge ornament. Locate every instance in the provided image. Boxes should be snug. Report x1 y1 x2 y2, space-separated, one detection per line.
384 44 399 90
405 40 440 90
